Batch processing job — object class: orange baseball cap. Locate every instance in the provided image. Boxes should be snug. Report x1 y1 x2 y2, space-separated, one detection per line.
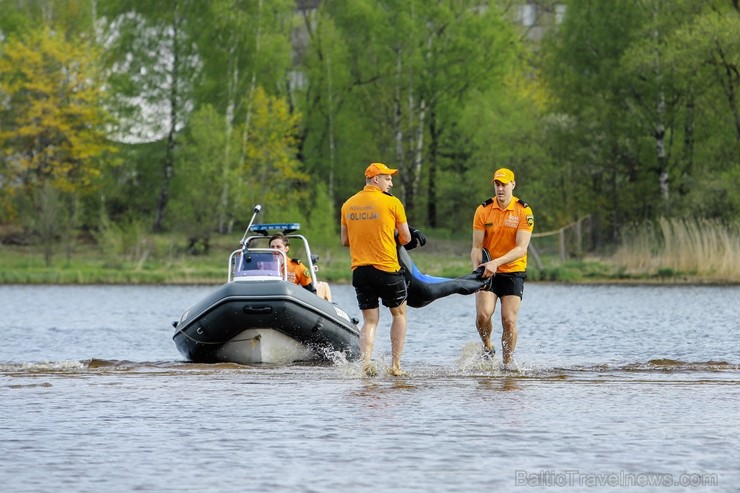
491 168 515 184
365 162 398 178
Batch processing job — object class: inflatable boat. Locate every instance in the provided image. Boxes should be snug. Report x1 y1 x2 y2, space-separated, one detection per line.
172 207 361 364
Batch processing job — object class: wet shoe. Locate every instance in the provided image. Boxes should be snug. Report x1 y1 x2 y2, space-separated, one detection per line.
388 368 408 377
482 346 496 360
502 360 520 372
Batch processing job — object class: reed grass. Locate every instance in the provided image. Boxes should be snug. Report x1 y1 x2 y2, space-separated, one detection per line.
612 218 740 282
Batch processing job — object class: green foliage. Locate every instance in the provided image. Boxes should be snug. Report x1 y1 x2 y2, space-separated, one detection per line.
2 0 739 259
235 87 310 216
0 0 31 36
303 183 337 247
0 0 98 39
655 6 740 218
454 69 550 232
540 0 646 240
656 267 678 278
539 0 740 244
195 0 294 112
305 0 520 223
33 183 69 267
530 265 583 283
95 214 152 269
0 21 117 263
170 104 235 249
97 140 166 224
0 27 116 226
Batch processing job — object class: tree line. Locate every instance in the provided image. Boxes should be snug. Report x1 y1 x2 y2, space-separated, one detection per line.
1 0 738 260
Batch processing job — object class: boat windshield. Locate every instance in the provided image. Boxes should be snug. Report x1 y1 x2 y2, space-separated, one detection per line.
234 251 284 278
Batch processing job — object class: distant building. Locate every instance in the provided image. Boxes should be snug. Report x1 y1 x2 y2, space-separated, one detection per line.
515 1 567 42
295 0 321 10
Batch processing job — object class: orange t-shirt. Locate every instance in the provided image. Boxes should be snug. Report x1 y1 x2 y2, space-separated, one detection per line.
341 185 407 272
473 196 534 273
285 258 312 287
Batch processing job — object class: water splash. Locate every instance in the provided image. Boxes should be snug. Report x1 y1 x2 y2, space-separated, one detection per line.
2 356 738 381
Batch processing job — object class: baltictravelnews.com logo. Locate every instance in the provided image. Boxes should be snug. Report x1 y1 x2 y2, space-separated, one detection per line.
514 469 719 488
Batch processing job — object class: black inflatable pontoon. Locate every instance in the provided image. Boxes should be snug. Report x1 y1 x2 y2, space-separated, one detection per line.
172 277 361 364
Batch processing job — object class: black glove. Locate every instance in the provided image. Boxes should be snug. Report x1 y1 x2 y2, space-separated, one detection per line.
404 226 427 250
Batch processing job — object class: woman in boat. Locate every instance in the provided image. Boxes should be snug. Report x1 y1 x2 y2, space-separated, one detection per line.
269 233 332 301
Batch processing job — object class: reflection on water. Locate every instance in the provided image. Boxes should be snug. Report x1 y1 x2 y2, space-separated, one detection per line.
1 284 739 493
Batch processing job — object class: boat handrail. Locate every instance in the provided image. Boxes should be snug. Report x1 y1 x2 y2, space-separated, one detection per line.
230 205 321 286
288 233 318 287
237 234 319 287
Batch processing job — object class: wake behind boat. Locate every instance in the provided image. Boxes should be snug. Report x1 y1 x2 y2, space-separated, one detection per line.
172 206 361 364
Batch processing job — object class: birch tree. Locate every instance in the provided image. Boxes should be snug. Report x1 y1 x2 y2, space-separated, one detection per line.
99 0 204 231
194 0 293 233
620 0 705 207
542 0 646 240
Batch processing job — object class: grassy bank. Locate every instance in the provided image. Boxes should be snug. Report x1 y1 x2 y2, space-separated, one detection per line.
1 219 738 285
0 234 474 285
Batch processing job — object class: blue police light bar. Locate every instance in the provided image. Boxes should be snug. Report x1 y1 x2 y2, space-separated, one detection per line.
250 223 301 235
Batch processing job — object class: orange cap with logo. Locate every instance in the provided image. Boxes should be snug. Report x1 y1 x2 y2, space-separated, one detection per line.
365 162 398 178
491 168 515 184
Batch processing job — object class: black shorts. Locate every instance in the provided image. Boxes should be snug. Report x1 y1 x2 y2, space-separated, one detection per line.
352 266 408 310
483 272 526 299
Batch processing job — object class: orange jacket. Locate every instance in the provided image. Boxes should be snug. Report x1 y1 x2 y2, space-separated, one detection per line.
285 258 312 287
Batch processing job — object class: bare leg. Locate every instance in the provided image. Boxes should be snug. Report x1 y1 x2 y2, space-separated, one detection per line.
388 303 407 374
475 290 498 351
360 307 380 374
317 281 332 302
499 295 521 364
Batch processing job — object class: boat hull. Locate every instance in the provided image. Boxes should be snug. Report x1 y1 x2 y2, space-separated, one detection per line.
173 280 360 364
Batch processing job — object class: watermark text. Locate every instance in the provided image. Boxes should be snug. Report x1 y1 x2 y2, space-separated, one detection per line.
515 469 718 488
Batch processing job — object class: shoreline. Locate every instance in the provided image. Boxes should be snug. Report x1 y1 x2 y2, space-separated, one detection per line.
3 239 738 286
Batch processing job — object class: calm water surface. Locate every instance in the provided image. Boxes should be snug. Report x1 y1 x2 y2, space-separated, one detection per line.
1 284 738 493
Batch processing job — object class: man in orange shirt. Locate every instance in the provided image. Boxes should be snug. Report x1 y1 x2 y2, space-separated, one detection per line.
341 162 425 377
471 167 534 369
